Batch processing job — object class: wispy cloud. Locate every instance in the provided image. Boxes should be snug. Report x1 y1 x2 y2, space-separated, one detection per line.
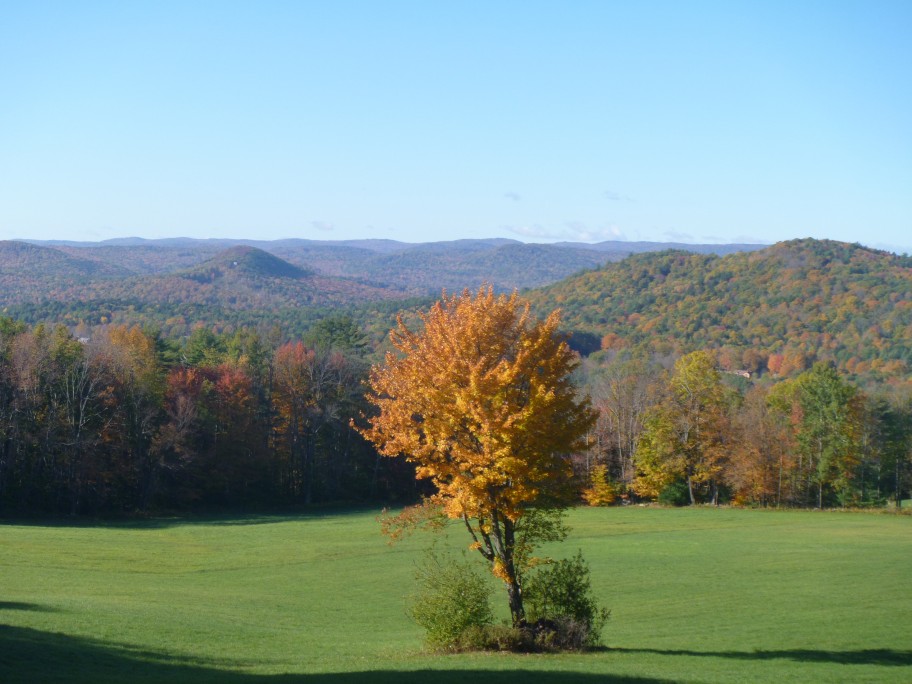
870 241 912 255
506 224 552 239
663 230 695 242
604 190 633 202
505 222 626 243
732 234 772 245
311 220 335 232
503 191 522 202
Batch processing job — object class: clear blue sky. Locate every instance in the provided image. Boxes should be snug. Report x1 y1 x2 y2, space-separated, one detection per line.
2 1 910 251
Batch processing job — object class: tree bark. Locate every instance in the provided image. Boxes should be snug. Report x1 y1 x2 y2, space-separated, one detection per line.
486 510 525 627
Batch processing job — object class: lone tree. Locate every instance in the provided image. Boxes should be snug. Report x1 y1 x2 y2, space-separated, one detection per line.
358 287 595 627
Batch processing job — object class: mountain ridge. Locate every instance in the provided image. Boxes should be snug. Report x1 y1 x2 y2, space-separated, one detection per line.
3 237 910 384
13 237 770 296
526 238 912 383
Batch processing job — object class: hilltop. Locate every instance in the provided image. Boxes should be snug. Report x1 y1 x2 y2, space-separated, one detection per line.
0 240 131 280
0 241 132 305
184 245 313 281
528 239 912 383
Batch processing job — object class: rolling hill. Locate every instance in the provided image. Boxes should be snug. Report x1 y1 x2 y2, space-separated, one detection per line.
0 241 133 305
0 241 131 280
527 239 912 383
3 236 911 383
184 245 313 281
26 237 768 294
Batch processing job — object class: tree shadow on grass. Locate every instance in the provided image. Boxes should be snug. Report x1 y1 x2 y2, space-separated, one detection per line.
0 624 672 684
611 647 912 667
0 601 59 612
0 508 377 530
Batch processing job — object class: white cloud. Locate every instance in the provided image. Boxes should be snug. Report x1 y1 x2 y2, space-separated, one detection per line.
311 220 335 232
505 222 626 243
506 224 554 239
870 241 912 255
663 229 695 242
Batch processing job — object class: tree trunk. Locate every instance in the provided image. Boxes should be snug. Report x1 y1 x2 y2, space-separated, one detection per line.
777 452 783 508
506 578 525 627
897 456 902 509
484 511 525 627
304 436 314 505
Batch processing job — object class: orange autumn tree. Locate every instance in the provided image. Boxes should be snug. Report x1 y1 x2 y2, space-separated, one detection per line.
358 286 595 627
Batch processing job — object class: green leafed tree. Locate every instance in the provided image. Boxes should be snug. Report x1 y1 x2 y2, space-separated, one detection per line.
634 350 729 504
793 363 863 507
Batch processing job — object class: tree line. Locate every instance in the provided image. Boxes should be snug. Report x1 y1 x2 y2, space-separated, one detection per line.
1 311 909 516
0 316 418 515
582 350 911 508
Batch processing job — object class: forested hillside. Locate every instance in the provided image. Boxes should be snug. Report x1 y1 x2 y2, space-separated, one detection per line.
2 237 765 338
529 239 912 385
2 236 911 515
5 237 911 381
1 245 416 338
14 236 764 297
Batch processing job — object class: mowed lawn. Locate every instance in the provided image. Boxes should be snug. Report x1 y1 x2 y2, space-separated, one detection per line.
1 507 909 683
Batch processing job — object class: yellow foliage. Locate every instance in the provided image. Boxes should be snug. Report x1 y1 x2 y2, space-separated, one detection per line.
582 464 616 506
357 287 596 626
492 558 510 582
358 286 596 523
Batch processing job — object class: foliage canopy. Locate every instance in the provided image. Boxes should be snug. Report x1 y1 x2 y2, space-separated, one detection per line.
359 286 596 625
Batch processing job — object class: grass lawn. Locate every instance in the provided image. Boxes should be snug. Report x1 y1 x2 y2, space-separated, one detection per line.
1 507 910 683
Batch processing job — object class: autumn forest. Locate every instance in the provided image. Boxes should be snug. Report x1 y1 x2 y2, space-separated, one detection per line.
0 236 910 515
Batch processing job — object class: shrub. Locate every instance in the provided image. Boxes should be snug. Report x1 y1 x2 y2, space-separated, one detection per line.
458 623 532 652
408 547 609 653
658 479 691 506
407 551 494 651
524 551 610 649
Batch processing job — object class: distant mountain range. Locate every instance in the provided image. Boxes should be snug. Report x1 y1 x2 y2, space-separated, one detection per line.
14 236 767 295
2 237 910 383
30 235 765 254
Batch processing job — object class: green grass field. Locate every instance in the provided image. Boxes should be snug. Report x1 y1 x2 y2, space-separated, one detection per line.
1 507 910 683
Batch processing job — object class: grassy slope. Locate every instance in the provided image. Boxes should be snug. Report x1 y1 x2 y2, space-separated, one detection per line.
1 508 909 683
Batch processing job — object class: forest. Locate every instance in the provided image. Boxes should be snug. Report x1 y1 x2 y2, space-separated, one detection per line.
0 317 421 515
0 237 910 515
0 312 908 516
0 237 758 339
581 349 909 509
529 239 912 388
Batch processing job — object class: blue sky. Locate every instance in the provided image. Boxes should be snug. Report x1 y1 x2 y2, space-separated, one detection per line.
1 1 910 251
